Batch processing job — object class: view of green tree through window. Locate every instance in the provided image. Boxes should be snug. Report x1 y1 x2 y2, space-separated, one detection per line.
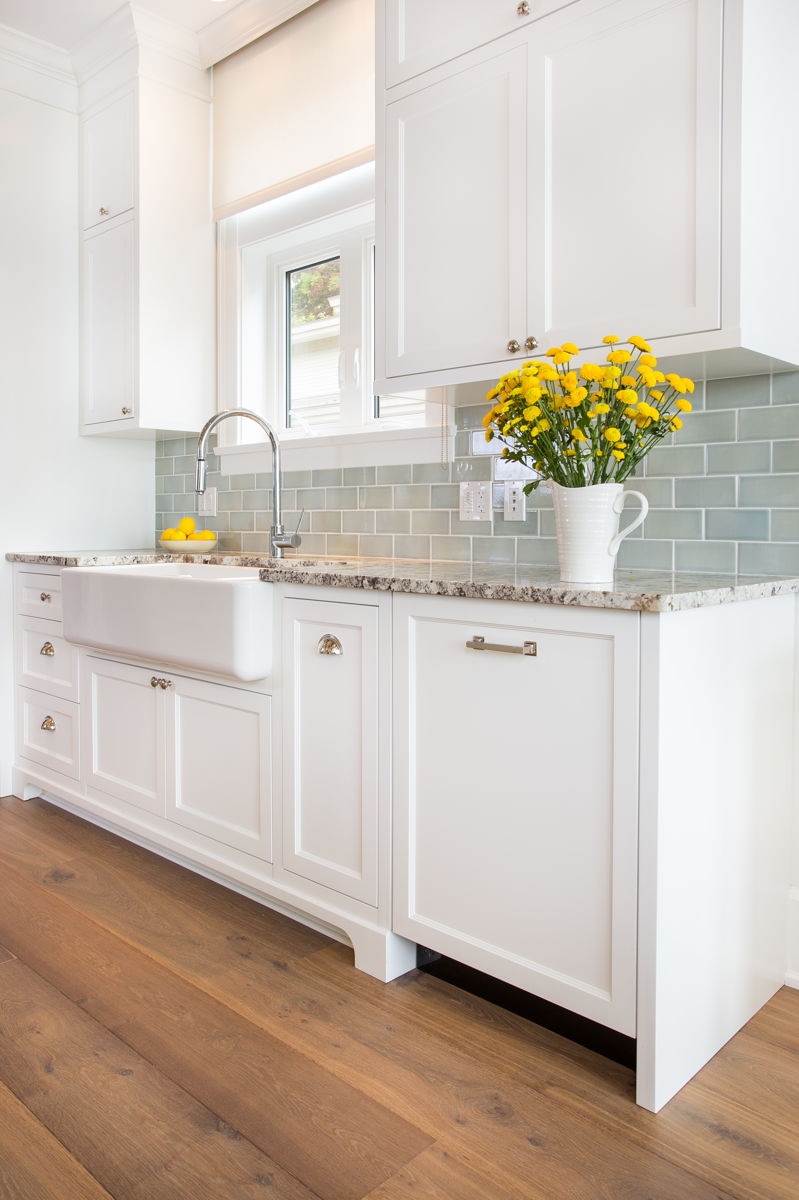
287 257 342 431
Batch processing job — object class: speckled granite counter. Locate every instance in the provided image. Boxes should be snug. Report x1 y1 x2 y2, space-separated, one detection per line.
7 550 799 612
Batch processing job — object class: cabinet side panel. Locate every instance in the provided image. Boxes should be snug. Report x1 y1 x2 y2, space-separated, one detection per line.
636 597 794 1111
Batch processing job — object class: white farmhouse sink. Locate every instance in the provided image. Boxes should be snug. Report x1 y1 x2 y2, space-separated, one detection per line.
62 563 273 681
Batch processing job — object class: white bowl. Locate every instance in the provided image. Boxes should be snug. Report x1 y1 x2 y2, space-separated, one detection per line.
159 537 218 554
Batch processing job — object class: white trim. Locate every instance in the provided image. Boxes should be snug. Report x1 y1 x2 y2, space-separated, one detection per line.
199 0 321 69
216 423 449 474
0 25 77 110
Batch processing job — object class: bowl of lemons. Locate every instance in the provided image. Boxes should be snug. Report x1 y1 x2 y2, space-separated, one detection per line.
159 517 217 553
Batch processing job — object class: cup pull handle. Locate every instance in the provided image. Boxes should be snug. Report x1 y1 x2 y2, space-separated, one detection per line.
317 635 343 656
40 642 55 657
41 716 56 731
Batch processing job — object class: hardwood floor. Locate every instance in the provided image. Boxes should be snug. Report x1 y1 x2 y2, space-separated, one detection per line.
0 795 797 1199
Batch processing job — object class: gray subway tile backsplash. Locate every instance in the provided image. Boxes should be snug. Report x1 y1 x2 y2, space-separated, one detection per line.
155 365 799 575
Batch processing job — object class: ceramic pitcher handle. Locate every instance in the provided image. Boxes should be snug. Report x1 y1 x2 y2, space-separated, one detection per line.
609 490 649 555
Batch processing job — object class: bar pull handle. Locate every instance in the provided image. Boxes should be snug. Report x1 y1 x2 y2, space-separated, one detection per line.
466 634 537 656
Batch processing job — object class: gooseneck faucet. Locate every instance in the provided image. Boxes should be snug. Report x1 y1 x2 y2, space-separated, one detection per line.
194 408 301 558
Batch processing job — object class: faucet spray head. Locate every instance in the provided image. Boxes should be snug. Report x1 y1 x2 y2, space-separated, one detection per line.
195 457 207 494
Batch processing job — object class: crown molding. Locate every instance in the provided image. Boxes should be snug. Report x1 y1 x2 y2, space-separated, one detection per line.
198 0 321 68
71 3 205 85
0 23 77 110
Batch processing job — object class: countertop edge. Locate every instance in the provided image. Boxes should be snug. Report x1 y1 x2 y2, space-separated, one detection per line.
7 550 799 613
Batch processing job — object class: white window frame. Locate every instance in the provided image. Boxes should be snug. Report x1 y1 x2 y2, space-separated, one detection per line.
215 163 447 474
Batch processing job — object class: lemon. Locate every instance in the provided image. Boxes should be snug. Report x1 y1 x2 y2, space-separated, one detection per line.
187 532 203 540
172 531 187 540
199 529 216 540
178 516 196 536
161 528 177 540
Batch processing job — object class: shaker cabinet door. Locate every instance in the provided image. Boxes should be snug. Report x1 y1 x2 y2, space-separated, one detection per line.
393 593 639 1035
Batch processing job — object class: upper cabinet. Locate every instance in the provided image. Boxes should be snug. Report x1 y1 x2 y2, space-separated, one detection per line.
80 91 135 230
375 0 799 392
76 12 216 436
383 0 577 86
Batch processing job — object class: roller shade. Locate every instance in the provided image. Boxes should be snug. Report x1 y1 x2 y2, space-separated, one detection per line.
212 0 375 219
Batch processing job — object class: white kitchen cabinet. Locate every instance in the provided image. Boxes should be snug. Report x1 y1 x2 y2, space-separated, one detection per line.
376 0 799 391
78 55 215 434
281 594 382 906
80 90 135 230
14 567 81 786
82 653 272 859
382 0 573 87
392 593 639 1035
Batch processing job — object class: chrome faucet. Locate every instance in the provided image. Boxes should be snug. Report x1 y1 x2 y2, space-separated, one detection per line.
194 408 302 558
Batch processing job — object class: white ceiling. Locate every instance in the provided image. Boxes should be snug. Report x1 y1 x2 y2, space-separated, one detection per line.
0 0 238 53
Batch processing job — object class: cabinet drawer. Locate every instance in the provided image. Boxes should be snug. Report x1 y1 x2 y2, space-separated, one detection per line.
17 688 80 781
16 571 64 622
17 617 79 700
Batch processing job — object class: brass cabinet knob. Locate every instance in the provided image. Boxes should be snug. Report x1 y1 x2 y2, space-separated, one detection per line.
99 206 109 216
507 339 521 354
40 642 55 657
40 592 52 602
517 2 531 14
317 634 343 656
524 335 538 351
121 406 132 415
40 716 56 731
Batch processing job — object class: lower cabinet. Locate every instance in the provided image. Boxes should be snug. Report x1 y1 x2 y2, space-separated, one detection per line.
82 653 272 859
281 594 382 906
392 592 640 1036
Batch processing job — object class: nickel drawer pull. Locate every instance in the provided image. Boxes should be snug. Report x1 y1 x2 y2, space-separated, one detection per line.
466 635 537 656
317 634 343 656
40 641 55 657
41 716 56 731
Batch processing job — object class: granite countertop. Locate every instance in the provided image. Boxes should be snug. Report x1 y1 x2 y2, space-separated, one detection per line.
7 549 799 612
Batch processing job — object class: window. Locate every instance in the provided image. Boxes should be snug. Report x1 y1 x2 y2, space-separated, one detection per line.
217 164 443 467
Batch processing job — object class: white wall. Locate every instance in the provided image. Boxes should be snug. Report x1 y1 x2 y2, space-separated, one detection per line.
0 47 154 793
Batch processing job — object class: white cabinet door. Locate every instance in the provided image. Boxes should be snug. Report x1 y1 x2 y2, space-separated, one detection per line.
83 656 164 814
81 216 136 427
282 597 380 906
81 90 135 230
378 0 725 390
393 593 639 1035
382 41 529 380
383 0 572 87
166 675 272 861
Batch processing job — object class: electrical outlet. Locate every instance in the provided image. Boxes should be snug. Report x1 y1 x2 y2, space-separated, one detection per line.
197 486 217 517
504 481 527 521
459 481 492 521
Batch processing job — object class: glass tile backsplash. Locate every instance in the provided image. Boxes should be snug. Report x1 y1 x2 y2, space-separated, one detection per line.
156 371 799 575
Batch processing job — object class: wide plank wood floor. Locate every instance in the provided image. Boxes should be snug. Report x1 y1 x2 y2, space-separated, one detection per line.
0 795 797 1199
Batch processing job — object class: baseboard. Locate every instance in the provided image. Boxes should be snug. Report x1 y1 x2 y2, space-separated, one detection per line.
787 885 799 989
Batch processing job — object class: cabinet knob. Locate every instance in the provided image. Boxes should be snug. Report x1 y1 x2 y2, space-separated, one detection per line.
317 634 343 656
40 715 56 731
121 406 132 415
517 1 531 14
40 592 52 603
99 206 109 216
150 676 172 689
524 335 538 351
507 339 521 354
151 676 159 688
40 641 55 657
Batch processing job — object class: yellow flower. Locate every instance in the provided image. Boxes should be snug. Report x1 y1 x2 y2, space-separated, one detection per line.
604 427 622 443
607 349 632 365
616 389 637 404
628 335 652 352
538 363 559 381
639 353 658 368
562 341 579 355
649 389 664 401
594 401 610 414
545 346 561 358
602 334 620 344
485 428 494 441
612 448 626 461
523 405 542 421
562 371 579 392
581 363 603 382
565 447 577 456
571 427 587 441
670 416 683 431
621 375 637 387
501 447 509 457
675 397 693 412
552 350 572 365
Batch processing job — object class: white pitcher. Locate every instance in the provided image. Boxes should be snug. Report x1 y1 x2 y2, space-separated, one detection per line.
550 481 649 585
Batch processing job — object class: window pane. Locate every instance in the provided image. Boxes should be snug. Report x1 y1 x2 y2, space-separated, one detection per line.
376 390 427 421
287 257 341 431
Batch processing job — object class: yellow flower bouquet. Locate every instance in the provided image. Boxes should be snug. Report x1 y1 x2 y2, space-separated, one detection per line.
484 335 694 490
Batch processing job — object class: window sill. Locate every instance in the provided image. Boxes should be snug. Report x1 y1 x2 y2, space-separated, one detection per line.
215 423 449 475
